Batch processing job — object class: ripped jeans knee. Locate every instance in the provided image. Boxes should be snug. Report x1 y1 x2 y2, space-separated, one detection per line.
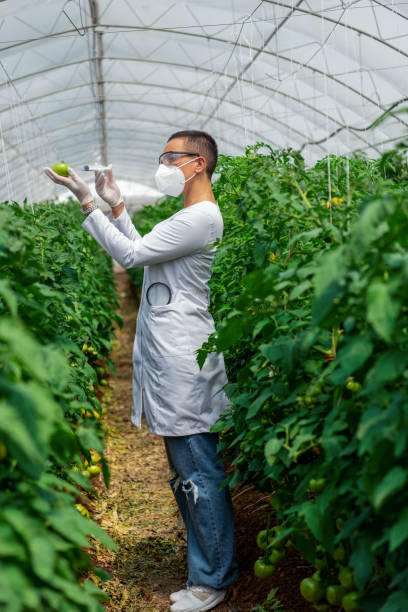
168 470 199 504
182 479 199 504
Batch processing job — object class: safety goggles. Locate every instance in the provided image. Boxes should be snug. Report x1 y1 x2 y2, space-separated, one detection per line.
158 151 200 166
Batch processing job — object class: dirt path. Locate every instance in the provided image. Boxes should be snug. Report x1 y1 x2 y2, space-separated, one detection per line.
88 266 314 612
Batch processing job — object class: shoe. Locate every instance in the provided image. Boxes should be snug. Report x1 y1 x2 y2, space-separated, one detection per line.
170 588 189 603
170 585 226 612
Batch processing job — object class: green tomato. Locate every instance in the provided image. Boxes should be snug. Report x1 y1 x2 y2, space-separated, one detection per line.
52 161 70 176
96 366 105 377
314 545 327 570
314 604 330 612
91 452 101 464
81 469 90 479
300 578 325 603
333 544 347 563
336 517 345 531
100 378 108 386
256 530 268 550
338 566 355 590
268 548 285 565
326 585 346 606
254 559 275 579
342 592 361 612
87 464 101 476
346 380 362 392
312 570 323 582
309 478 326 493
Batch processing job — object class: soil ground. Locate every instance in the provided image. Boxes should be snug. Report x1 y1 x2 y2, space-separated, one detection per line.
87 266 315 611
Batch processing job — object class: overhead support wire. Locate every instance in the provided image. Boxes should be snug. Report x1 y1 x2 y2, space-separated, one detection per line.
89 0 107 165
200 0 305 129
300 96 408 152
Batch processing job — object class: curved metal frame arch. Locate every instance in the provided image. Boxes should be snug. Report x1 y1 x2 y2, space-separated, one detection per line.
1 98 296 150
0 73 386 154
1 25 407 138
0 0 405 182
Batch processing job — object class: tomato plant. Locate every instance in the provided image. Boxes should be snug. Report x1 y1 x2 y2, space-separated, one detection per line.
0 197 121 609
131 143 408 611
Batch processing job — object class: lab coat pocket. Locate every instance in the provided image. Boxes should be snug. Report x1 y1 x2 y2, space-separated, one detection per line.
148 302 192 356
154 352 203 426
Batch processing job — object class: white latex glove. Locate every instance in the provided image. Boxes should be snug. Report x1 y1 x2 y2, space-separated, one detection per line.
43 166 93 205
94 164 122 208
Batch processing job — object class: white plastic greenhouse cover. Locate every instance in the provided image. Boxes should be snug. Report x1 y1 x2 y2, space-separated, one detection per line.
0 0 407 207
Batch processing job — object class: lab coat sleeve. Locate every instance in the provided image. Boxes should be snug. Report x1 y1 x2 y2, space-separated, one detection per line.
81 206 211 268
105 207 142 241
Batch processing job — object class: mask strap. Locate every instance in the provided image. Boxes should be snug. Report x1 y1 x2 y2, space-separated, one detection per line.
179 156 199 185
184 172 196 184
179 156 199 168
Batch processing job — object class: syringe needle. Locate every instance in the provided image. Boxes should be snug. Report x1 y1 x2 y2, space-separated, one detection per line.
82 164 111 171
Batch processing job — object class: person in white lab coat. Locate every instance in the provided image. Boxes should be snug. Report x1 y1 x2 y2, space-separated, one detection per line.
44 130 239 612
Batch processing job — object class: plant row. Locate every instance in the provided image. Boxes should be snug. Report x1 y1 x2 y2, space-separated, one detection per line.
0 197 122 611
130 144 408 612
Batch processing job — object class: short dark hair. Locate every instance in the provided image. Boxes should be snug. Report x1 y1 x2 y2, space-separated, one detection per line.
167 130 218 178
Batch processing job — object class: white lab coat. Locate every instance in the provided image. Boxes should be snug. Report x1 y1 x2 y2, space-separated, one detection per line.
81 201 231 436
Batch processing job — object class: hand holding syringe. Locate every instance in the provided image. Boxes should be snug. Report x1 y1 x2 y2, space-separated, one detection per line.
44 161 123 209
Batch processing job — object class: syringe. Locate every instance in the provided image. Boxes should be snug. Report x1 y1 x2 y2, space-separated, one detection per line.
82 164 111 171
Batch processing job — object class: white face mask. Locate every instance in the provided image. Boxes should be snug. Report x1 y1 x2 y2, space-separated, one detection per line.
154 157 198 197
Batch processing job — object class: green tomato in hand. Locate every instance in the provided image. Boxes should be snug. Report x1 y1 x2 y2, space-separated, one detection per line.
52 161 70 176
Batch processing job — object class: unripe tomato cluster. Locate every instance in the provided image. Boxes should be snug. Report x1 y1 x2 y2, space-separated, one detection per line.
73 451 102 480
345 376 362 392
300 569 360 611
82 343 99 359
81 344 109 389
299 536 361 611
254 524 290 580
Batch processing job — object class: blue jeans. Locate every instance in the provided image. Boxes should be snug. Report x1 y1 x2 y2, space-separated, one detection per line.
163 432 239 590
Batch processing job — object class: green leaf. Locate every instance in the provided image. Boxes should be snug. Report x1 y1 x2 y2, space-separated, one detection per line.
0 381 61 479
349 535 374 589
0 522 27 561
246 387 274 419
364 350 408 392
332 336 373 385
301 501 335 547
312 248 346 324
0 319 48 381
264 438 284 465
289 280 311 301
390 508 408 552
0 279 18 317
75 424 104 454
372 466 407 510
366 281 400 342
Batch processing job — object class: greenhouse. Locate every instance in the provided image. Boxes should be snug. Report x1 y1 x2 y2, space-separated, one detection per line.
1 1 408 611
